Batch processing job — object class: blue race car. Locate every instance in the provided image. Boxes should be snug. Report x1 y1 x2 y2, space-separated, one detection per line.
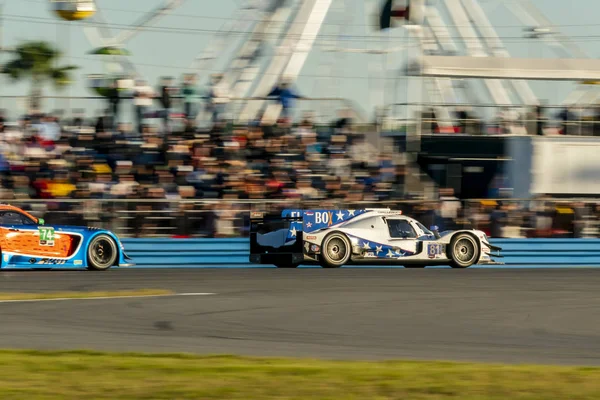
0 204 134 270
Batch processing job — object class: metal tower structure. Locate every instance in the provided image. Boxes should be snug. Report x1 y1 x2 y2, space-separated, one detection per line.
377 0 600 127
236 0 334 122
196 0 600 125
190 0 369 125
53 0 600 124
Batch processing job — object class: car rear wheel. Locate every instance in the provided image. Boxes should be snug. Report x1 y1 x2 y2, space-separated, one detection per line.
320 232 351 268
87 234 118 271
449 233 479 268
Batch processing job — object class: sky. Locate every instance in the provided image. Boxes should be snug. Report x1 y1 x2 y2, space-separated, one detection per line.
0 0 598 121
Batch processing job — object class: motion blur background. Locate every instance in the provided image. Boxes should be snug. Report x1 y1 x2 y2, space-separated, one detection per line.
1 0 600 239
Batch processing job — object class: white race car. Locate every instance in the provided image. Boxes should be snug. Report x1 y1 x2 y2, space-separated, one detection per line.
249 208 502 268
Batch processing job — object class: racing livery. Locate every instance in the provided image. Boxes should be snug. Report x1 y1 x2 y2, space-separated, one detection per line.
0 204 133 270
249 208 502 268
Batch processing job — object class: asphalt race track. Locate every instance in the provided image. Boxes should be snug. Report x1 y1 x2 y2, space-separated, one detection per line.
0 269 599 365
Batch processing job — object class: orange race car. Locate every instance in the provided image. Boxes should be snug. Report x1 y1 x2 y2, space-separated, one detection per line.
0 204 134 270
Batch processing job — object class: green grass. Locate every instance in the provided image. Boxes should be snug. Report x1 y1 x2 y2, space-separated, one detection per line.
0 350 597 399
0 289 174 300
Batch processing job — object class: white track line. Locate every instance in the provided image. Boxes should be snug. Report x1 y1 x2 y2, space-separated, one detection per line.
0 292 216 303
177 292 215 296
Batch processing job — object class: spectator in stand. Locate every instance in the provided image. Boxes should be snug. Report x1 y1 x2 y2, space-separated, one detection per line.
205 74 229 123
107 81 120 128
535 105 545 136
557 107 576 135
158 76 176 133
439 188 461 229
181 73 200 121
95 108 114 134
489 202 508 238
0 102 596 239
132 79 155 135
266 79 304 122
0 109 5 134
34 114 61 146
455 107 468 133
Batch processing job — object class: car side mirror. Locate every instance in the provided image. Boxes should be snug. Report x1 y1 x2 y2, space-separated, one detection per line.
38 218 45 226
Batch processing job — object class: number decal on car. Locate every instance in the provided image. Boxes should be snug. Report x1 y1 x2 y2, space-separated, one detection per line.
38 227 55 246
427 243 444 258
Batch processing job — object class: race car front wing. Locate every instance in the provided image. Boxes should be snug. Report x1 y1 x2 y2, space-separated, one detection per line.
481 240 504 265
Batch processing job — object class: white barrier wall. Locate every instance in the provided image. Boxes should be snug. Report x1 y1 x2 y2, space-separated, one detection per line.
509 135 600 196
531 136 600 195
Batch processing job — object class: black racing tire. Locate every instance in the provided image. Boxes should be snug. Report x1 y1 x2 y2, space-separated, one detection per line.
449 233 480 268
87 234 118 271
319 232 352 268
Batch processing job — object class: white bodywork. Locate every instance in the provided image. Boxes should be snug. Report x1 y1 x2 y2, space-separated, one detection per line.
300 209 500 266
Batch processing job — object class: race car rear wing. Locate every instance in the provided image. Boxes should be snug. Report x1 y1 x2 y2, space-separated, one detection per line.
249 212 305 265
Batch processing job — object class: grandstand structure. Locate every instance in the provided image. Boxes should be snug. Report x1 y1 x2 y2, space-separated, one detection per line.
383 0 600 133
59 0 600 129
81 0 600 128
61 0 600 199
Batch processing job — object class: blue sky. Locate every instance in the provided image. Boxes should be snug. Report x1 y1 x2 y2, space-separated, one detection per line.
0 0 598 121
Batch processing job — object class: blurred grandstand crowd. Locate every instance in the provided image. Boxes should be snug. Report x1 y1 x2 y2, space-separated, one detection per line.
0 77 598 239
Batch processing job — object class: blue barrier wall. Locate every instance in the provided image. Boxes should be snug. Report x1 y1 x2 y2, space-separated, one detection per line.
121 238 600 268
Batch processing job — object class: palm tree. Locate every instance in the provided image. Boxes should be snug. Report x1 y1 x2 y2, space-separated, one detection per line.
1 41 78 112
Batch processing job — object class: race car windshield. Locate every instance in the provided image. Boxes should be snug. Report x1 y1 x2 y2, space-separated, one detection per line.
0 211 36 225
416 221 433 235
388 219 417 238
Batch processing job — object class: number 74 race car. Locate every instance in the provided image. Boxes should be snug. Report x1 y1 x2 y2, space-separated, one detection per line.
0 204 133 270
249 208 502 268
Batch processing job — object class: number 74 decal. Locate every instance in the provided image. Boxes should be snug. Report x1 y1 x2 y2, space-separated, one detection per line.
38 227 55 246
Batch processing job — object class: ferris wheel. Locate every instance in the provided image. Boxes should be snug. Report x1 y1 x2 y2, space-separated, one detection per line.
49 0 597 128
50 0 186 97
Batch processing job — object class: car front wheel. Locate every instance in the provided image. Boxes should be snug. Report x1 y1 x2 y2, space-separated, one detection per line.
87 234 118 271
449 233 479 268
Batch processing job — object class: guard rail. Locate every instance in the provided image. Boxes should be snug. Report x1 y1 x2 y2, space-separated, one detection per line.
120 238 600 268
